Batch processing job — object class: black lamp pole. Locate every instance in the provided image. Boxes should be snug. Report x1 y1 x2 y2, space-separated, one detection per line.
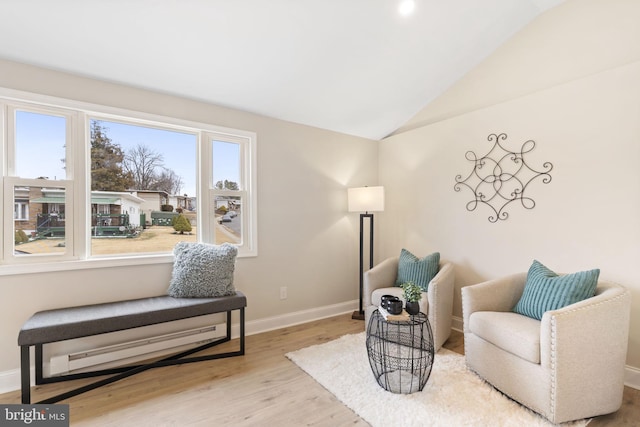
352 212 374 320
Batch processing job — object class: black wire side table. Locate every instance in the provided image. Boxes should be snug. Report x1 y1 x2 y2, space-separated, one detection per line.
366 310 434 394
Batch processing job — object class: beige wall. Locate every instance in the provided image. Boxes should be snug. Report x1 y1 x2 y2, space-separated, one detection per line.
379 0 640 372
0 59 378 375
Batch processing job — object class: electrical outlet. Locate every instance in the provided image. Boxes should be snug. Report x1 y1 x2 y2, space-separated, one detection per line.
280 286 287 300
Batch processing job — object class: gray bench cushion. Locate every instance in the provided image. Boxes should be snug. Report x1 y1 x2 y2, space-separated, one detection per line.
18 291 246 346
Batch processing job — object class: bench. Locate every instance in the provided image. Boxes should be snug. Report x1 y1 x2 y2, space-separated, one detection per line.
18 291 246 404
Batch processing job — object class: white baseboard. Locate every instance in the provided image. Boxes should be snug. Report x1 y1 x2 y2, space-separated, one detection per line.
0 299 358 395
452 315 463 332
231 299 357 339
625 364 640 390
0 368 24 395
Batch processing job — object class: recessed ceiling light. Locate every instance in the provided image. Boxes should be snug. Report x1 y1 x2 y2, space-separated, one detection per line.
398 0 415 16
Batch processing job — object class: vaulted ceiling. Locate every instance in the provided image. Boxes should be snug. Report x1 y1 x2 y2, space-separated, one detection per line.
0 0 565 140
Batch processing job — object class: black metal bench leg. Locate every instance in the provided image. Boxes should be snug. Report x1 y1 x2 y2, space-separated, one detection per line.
20 346 30 404
35 344 44 384
240 307 245 355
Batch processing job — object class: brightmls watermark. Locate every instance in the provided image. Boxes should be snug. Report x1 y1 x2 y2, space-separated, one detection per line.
0 405 68 426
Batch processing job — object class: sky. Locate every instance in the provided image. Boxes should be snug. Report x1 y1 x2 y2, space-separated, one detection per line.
97 119 198 196
14 111 240 197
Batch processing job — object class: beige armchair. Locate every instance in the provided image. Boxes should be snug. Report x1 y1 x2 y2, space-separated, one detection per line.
462 273 631 424
363 258 455 351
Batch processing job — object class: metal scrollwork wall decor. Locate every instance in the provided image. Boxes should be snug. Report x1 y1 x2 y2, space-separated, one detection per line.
454 133 553 223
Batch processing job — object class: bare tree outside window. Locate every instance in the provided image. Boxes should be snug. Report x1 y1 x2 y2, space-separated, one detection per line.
153 168 184 195
124 144 164 190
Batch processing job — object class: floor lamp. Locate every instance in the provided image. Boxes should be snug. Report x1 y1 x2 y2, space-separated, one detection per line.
348 186 385 320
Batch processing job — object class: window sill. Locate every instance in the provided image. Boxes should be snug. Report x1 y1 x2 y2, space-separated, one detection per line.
0 254 175 277
0 249 256 276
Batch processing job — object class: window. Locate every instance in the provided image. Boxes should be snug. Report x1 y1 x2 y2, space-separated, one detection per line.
48 203 64 215
96 204 110 215
3 105 74 262
1 94 257 270
14 200 28 221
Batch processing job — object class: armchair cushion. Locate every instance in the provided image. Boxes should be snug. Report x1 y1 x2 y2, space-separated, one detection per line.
513 260 599 320
395 249 440 291
469 311 541 363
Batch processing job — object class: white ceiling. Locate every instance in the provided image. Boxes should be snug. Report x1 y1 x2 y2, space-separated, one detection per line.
0 0 565 140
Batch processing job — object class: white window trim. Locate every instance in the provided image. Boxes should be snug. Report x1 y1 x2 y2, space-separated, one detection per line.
0 87 258 276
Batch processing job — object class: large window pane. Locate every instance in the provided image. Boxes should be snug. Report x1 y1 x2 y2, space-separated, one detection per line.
89 119 197 255
15 111 67 180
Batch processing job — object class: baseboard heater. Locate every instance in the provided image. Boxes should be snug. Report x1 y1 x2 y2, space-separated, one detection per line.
49 324 226 375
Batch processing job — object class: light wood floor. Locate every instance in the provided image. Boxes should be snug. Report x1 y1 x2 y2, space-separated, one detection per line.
1 314 638 426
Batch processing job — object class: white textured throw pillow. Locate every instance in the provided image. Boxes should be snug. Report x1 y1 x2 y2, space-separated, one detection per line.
168 242 238 298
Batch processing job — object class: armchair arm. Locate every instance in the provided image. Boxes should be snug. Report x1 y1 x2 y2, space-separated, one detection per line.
540 282 631 419
363 257 399 308
540 282 630 369
427 261 455 350
461 273 527 333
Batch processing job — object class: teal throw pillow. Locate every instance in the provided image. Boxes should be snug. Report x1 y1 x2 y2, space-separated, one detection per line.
395 249 440 292
513 260 599 320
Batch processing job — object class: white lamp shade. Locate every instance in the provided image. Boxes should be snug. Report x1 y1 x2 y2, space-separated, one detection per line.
348 186 385 212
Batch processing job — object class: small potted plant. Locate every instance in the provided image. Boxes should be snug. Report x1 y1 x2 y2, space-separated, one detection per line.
401 281 422 315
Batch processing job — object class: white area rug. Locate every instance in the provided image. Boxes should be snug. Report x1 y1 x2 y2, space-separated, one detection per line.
286 332 588 427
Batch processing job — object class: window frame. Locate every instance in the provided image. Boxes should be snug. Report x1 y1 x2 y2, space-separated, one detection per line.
0 89 257 275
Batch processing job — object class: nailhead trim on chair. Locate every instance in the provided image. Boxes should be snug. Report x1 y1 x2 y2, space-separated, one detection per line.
547 288 630 422
430 277 439 346
549 315 557 420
